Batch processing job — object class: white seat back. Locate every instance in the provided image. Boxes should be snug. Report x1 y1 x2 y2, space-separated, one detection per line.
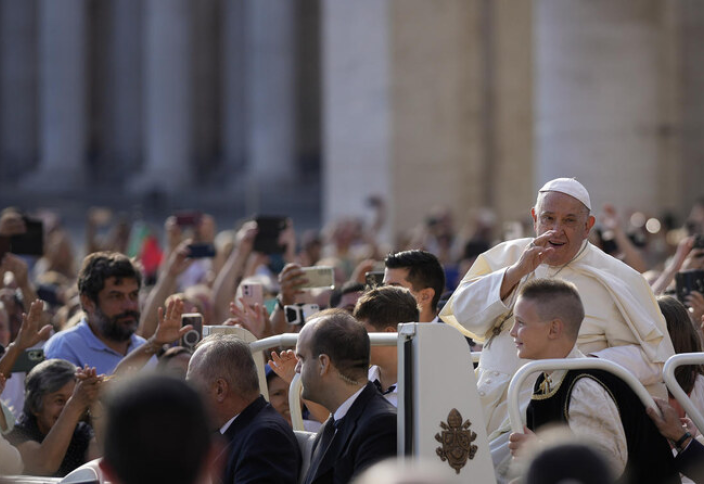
397 323 496 483
294 430 317 484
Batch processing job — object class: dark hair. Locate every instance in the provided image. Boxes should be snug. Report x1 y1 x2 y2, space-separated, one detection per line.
103 375 211 484
518 279 585 340
78 252 142 303
526 442 614 484
311 309 370 382
194 334 259 397
657 296 704 394
384 250 445 312
23 359 76 421
353 286 419 331
330 282 364 309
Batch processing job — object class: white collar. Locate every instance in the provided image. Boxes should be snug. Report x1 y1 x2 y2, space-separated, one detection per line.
333 385 366 422
219 413 239 434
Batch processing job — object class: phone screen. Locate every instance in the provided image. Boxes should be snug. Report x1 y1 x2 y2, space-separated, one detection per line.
187 243 216 258
299 267 335 290
180 313 204 349
253 216 287 254
241 283 264 307
10 218 44 256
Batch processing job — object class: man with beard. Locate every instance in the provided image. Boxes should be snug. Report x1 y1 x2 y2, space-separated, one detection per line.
44 252 146 375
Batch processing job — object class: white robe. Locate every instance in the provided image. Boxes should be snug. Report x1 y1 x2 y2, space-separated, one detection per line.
440 238 674 440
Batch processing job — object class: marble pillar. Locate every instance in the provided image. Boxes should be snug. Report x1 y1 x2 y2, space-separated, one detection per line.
245 0 296 181
535 0 665 213
136 0 192 193
103 0 143 183
322 0 484 242
222 0 247 176
26 0 87 189
0 0 38 182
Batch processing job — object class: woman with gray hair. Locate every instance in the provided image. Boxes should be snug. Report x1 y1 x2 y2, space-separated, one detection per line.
6 358 102 476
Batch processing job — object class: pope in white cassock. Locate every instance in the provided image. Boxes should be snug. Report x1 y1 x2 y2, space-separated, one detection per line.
440 178 675 477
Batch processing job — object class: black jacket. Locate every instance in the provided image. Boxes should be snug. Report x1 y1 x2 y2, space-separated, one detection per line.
305 382 397 484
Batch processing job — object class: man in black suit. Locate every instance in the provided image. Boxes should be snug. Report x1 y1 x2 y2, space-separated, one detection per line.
295 309 397 484
187 334 300 484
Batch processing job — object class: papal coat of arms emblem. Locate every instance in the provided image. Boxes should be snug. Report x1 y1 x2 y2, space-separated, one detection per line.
434 408 478 474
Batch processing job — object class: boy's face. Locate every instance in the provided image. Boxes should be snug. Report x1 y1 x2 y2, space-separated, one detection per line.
510 296 552 360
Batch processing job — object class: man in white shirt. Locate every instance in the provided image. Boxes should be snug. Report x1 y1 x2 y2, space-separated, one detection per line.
507 278 679 484
353 286 420 407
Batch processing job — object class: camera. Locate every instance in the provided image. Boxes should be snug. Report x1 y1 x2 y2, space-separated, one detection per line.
180 313 203 349
284 304 320 326
11 348 45 373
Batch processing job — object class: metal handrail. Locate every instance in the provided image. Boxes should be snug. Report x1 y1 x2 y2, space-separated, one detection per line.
250 332 400 353
252 332 481 430
289 373 305 429
507 358 658 434
663 352 704 434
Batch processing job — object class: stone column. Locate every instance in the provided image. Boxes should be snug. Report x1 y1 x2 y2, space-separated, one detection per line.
191 0 220 179
25 0 87 189
322 0 484 242
221 0 247 176
535 0 665 213
0 0 38 182
244 0 296 181
135 0 192 193
103 0 143 183
490 0 535 222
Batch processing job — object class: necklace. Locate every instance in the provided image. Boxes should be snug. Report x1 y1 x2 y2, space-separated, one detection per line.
547 241 588 279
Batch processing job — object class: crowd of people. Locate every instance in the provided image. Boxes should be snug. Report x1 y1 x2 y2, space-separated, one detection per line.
0 178 702 483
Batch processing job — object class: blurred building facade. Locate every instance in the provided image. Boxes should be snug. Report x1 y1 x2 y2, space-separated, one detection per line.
0 0 702 242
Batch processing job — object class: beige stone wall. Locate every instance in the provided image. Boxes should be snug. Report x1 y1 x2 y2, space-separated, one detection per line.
388 0 484 237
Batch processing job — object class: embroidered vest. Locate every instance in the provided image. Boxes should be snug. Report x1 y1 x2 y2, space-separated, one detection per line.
527 369 680 484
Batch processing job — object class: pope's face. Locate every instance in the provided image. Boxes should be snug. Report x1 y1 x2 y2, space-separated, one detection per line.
531 191 595 267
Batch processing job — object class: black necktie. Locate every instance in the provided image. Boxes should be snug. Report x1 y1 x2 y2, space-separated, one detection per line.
305 417 345 484
372 379 396 395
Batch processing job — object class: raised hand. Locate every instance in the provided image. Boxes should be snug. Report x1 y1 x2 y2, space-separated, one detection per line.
0 253 30 287
0 211 25 237
227 299 271 339
72 366 104 410
268 350 298 384
15 300 52 350
164 239 195 278
153 298 188 346
278 263 307 306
